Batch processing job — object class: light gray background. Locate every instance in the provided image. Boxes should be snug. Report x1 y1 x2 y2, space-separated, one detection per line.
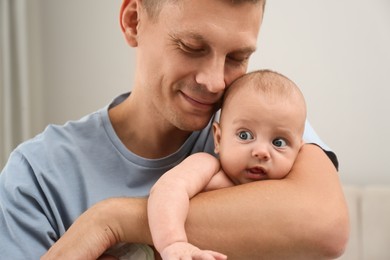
23 0 390 185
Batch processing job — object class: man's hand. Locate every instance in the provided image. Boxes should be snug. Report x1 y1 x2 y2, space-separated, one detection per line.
41 198 149 260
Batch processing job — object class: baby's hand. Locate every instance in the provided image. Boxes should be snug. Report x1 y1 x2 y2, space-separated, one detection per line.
161 242 227 260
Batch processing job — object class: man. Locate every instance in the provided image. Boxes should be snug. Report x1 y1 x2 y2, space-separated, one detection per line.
1 0 349 259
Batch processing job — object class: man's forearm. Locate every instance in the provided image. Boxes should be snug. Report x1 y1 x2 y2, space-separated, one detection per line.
184 144 349 259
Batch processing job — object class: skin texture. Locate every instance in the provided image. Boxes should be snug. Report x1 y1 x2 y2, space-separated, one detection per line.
42 0 349 259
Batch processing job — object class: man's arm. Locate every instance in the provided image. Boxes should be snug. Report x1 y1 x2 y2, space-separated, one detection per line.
43 144 349 259
185 144 349 259
0 152 61 259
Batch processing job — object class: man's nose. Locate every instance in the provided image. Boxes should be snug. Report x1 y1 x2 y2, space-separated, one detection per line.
195 57 226 93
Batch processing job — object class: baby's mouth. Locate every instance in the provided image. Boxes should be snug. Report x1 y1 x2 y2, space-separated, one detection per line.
245 167 268 180
249 167 266 175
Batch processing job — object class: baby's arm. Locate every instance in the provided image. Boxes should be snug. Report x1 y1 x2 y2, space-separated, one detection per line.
148 152 233 260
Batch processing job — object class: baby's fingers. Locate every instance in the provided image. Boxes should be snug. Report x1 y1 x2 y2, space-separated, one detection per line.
193 250 227 260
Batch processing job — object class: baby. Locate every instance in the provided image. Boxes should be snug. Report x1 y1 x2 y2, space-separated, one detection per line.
148 69 307 259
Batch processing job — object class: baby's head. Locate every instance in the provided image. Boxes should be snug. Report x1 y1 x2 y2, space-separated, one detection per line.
221 69 306 131
214 70 306 184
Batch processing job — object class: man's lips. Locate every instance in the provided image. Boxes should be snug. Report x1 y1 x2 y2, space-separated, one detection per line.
180 91 218 110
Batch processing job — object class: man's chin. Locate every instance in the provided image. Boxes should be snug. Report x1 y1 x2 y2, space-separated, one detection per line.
177 116 213 132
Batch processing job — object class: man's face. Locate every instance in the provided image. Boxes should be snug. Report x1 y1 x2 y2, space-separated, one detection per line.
135 0 263 132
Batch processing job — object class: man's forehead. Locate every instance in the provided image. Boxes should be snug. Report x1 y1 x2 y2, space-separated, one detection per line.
172 30 257 52
159 0 262 54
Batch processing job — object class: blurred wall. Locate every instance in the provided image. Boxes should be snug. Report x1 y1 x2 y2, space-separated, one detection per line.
22 0 390 185
249 0 390 185
38 0 134 125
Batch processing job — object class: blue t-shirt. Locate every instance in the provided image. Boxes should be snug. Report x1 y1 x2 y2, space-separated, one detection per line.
0 93 337 259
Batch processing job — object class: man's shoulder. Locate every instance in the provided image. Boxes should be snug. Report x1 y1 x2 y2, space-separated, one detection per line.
21 110 103 151
8 109 109 175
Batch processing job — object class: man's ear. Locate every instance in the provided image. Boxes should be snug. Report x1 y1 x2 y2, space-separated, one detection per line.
213 122 222 154
120 0 140 47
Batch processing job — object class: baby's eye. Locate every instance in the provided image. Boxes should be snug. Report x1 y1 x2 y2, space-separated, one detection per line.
272 138 287 148
237 131 254 141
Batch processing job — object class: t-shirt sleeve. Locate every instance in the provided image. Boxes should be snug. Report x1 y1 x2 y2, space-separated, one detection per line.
0 151 58 258
303 120 339 170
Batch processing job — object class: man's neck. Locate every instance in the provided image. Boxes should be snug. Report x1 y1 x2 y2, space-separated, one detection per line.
108 95 191 159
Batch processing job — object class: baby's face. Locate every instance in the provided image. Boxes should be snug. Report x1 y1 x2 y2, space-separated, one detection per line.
213 86 305 184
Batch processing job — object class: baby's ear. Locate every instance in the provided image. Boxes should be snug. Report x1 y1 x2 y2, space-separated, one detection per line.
120 0 140 47
213 122 222 154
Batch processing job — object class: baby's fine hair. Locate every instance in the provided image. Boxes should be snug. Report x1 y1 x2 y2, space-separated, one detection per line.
222 69 306 115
